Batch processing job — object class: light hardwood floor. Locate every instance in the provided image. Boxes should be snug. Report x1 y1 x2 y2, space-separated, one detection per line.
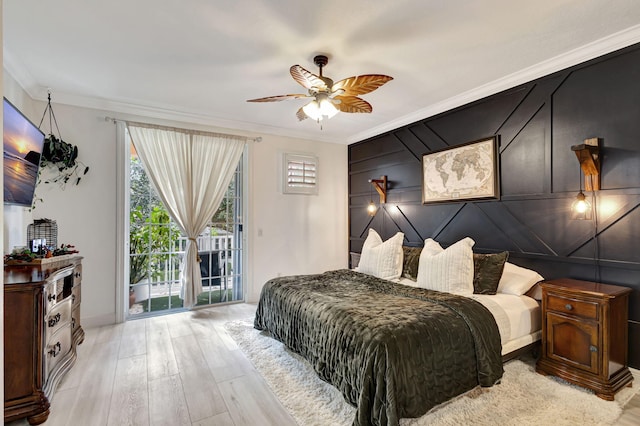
7 302 640 426
8 303 296 426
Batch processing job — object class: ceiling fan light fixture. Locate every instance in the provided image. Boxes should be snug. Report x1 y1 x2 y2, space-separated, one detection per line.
302 100 321 121
302 96 338 121
247 54 392 124
320 97 339 118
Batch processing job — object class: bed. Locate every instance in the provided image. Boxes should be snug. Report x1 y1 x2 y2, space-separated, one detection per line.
253 232 543 426
398 277 542 358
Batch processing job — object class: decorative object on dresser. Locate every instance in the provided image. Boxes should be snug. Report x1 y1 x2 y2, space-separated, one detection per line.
536 278 633 400
4 257 84 425
27 218 58 251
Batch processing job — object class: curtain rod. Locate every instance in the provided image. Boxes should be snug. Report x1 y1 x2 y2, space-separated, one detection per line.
104 116 262 143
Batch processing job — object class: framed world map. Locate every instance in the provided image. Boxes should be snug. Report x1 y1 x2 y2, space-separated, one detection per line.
422 137 500 203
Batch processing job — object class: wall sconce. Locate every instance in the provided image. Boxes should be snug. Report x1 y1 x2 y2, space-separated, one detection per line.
571 138 601 190
571 189 592 220
570 138 600 220
367 176 387 216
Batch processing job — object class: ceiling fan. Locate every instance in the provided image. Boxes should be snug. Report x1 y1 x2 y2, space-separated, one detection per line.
247 55 393 124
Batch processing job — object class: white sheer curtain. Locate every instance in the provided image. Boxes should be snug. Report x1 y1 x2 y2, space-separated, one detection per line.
127 123 246 308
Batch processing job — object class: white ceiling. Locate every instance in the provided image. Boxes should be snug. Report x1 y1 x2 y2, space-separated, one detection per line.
4 1 640 144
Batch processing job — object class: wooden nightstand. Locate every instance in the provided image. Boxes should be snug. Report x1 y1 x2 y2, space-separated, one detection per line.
535 278 633 400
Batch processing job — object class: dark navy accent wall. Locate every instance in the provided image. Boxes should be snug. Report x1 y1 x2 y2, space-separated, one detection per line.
348 43 640 368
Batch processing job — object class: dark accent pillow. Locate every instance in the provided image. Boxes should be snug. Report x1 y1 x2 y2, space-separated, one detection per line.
402 246 422 281
473 252 509 294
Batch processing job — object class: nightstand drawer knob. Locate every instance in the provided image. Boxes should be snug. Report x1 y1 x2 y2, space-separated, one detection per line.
590 345 598 353
565 304 573 310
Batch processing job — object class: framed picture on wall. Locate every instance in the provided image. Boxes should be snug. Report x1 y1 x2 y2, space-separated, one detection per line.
422 136 500 204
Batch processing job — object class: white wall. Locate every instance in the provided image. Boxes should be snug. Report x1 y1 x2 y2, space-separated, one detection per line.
2 71 348 325
247 135 348 302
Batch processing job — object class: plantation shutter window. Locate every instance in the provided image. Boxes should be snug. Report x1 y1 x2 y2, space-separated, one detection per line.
283 153 318 194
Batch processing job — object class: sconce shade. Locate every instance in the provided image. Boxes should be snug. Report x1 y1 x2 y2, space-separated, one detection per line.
366 176 386 216
367 201 377 216
571 191 592 220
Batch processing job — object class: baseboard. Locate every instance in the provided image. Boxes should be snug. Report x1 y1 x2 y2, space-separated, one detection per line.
81 312 116 329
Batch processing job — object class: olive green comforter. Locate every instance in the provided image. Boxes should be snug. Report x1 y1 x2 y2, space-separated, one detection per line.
254 269 503 426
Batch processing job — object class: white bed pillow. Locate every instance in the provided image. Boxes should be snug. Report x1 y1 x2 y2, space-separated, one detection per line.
497 262 544 296
356 229 404 280
416 237 475 295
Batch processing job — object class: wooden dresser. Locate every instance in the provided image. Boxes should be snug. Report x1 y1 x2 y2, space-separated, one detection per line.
535 278 633 400
4 257 84 425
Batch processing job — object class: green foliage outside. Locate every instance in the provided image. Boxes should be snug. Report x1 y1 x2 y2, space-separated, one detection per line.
129 155 237 285
129 156 180 284
129 205 180 284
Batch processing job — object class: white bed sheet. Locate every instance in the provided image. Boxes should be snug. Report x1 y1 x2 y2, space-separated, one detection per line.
396 277 541 355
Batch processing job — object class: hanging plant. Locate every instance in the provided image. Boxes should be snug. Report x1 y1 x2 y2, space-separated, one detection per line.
37 91 89 189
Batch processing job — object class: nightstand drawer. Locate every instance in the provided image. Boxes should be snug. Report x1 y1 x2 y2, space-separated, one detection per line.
546 293 598 320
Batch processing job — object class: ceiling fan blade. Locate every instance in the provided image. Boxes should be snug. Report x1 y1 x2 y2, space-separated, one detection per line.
290 65 328 91
296 107 308 121
331 75 393 96
246 94 309 102
334 96 373 113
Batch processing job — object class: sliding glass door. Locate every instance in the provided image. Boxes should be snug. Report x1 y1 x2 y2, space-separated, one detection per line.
126 131 245 318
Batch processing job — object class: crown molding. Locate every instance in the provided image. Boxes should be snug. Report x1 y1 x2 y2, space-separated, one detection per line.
3 49 40 98
17 86 345 145
348 24 640 144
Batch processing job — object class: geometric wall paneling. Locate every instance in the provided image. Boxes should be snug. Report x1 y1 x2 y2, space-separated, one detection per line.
389 205 425 245
349 148 412 175
551 48 640 192
425 85 531 146
472 202 551 254
395 203 465 243
500 198 580 256
497 75 567 149
348 42 640 367
565 195 640 262
367 206 405 241
406 123 450 153
349 132 401 162
499 106 548 196
570 199 640 264
434 203 517 253
392 127 431 161
350 163 420 197
601 145 640 191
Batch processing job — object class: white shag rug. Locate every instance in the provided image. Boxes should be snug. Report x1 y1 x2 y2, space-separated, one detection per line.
225 319 639 426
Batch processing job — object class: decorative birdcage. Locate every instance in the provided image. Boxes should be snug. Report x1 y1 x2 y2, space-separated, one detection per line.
27 219 58 250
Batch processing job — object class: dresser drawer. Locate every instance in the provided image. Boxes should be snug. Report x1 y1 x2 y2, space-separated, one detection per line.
72 305 81 336
45 298 72 337
44 282 64 313
546 293 598 320
73 264 82 286
45 325 72 379
72 284 81 307
44 265 76 313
